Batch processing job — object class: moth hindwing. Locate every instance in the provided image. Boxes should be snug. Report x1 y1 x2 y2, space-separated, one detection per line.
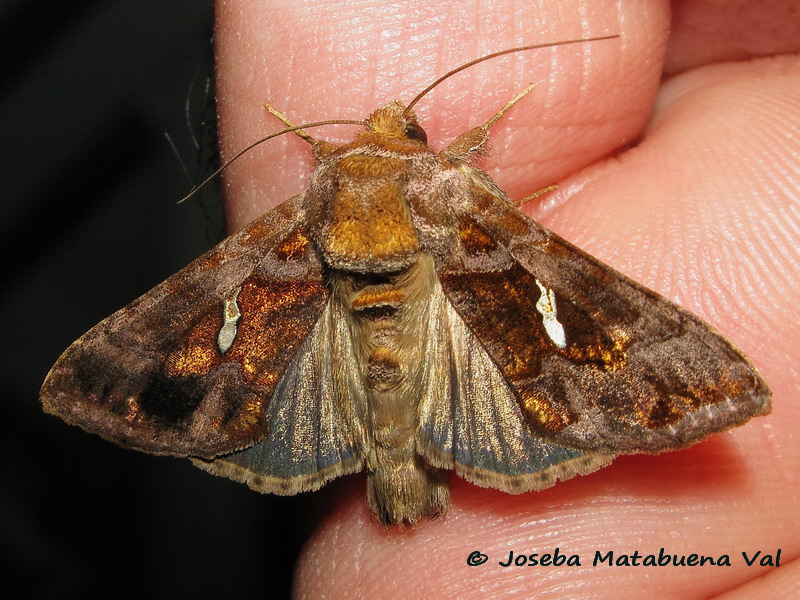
41 83 770 528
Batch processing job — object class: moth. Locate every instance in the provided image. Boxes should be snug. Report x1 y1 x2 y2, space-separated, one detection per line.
41 37 771 526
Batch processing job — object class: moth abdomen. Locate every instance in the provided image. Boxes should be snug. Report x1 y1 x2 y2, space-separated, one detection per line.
367 346 404 387
344 274 410 390
329 254 450 524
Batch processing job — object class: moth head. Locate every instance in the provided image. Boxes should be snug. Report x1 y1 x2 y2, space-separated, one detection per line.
363 101 428 145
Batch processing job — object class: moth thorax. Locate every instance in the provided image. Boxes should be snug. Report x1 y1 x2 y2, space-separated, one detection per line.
321 150 421 273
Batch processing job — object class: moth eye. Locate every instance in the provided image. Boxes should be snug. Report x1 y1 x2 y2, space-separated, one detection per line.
404 123 428 144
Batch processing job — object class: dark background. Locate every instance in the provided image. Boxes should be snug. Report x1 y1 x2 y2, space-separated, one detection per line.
1 2 318 598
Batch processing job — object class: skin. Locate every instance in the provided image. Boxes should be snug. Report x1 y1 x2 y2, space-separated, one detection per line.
215 0 800 597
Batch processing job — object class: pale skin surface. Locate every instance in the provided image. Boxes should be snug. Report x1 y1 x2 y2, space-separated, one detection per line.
215 1 799 598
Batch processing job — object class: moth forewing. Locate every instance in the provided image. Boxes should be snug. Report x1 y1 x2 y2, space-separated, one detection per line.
41 39 771 526
40 196 330 458
436 161 771 455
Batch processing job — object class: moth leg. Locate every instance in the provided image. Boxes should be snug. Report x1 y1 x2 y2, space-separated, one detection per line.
264 103 339 158
441 84 535 160
483 83 536 128
515 184 558 207
263 103 316 143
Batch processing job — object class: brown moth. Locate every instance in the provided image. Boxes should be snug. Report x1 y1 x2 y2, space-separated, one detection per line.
41 38 771 526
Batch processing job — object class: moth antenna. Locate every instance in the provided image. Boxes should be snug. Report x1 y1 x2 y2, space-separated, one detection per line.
179 118 363 203
406 34 619 110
